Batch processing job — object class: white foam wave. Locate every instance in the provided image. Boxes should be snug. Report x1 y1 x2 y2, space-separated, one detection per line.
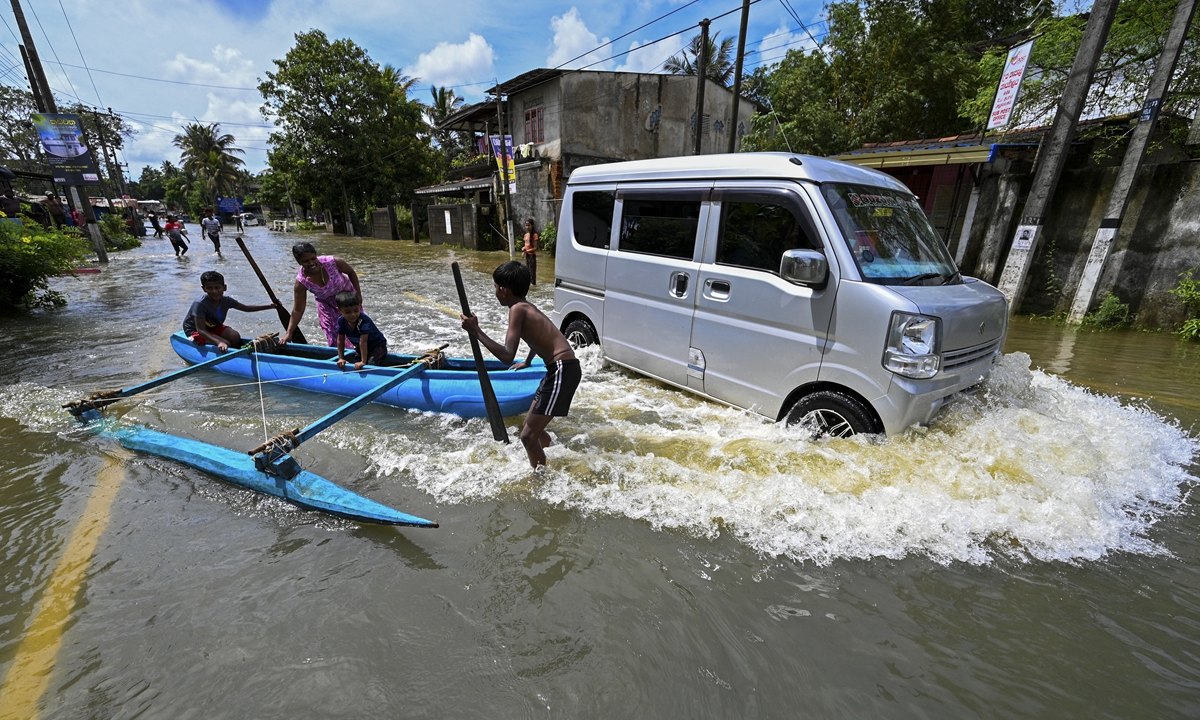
358 351 1198 565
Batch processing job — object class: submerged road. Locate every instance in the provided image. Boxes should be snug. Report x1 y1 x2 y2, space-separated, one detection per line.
0 227 1198 718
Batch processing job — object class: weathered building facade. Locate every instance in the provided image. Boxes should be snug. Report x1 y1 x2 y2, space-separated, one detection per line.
420 68 759 247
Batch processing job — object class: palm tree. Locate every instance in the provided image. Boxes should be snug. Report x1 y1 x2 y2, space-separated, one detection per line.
381 64 419 97
426 86 465 168
172 123 244 207
663 32 736 86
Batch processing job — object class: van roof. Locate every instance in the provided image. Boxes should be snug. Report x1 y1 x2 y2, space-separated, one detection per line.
567 152 909 192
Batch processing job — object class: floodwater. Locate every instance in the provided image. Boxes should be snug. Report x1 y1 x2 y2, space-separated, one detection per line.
1 228 1198 718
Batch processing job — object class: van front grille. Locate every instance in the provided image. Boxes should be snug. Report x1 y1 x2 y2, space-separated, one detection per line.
942 339 1001 371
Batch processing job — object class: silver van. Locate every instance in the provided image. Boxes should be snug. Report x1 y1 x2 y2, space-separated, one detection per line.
552 153 1007 437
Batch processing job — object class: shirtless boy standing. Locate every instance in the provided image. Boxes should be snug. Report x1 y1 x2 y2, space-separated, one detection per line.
461 261 580 468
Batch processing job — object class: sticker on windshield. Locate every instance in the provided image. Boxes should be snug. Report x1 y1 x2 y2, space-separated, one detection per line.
873 207 893 217
847 191 920 211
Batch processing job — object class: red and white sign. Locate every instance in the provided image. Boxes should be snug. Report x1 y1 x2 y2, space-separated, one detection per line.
987 40 1035 130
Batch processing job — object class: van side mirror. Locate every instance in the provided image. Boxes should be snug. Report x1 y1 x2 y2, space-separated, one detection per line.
780 249 827 287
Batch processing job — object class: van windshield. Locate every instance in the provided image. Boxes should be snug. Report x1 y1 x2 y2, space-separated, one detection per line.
821 182 959 285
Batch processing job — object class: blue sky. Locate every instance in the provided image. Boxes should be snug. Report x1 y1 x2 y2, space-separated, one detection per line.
0 0 826 177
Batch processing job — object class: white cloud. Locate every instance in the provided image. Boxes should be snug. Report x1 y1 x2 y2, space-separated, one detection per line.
547 8 611 69
405 34 496 89
614 38 680 74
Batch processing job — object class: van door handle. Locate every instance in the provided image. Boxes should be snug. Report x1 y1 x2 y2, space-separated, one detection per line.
669 271 689 298
710 280 731 294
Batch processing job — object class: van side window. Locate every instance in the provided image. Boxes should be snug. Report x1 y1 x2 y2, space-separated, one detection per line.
572 191 615 248
717 201 818 274
618 198 702 260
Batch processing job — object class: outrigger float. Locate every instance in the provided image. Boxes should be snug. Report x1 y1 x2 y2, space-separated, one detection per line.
64 334 541 527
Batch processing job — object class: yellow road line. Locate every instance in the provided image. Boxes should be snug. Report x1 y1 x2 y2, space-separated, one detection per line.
0 452 127 720
403 290 460 318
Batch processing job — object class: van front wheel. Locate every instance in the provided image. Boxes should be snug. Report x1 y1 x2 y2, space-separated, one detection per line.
785 391 876 438
564 318 598 348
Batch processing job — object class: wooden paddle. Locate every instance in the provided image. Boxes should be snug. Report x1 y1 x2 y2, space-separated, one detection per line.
234 235 308 345
452 262 510 443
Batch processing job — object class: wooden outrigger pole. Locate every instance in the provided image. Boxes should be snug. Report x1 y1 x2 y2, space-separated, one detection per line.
65 337 439 528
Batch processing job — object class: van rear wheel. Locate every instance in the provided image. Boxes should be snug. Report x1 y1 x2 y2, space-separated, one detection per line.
564 318 598 348
785 390 877 438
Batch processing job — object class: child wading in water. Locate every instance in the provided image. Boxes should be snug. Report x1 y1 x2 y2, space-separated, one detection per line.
334 290 388 370
461 261 579 468
183 271 279 351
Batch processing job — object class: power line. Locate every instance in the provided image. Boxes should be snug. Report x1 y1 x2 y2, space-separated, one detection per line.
26 0 79 102
56 0 103 106
40 59 260 91
776 0 827 58
552 0 703 69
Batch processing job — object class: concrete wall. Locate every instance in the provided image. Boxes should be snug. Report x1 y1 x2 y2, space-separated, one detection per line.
960 161 1200 326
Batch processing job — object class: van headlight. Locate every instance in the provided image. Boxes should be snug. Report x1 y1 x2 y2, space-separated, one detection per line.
883 312 940 378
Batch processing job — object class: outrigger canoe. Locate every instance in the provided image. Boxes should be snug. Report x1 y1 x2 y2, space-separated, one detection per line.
169 331 545 418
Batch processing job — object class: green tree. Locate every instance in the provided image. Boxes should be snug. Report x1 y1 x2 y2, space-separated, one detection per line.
961 0 1200 154
664 31 736 86
426 85 465 169
259 30 439 231
742 0 1039 155
172 122 245 207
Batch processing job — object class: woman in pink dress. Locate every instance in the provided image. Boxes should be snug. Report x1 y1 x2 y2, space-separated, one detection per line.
281 242 363 346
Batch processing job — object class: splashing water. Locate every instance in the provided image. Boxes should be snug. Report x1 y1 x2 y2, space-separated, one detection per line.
6 350 1196 566
354 350 1198 565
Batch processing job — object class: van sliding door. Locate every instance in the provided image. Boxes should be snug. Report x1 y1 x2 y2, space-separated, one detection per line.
601 184 712 387
690 182 837 419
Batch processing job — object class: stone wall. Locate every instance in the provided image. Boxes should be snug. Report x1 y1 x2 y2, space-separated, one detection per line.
961 161 1200 327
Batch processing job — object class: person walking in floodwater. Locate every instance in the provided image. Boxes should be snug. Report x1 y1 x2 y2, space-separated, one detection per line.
280 242 364 346
522 218 539 285
148 212 164 238
200 208 223 254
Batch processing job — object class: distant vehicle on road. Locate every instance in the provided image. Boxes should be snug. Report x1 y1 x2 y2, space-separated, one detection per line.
238 212 259 226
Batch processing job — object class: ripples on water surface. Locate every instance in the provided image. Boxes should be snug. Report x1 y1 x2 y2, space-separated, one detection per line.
1 232 1198 718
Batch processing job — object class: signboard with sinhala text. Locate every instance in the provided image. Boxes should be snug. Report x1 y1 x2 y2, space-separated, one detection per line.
30 113 101 185
217 197 244 213
987 40 1035 131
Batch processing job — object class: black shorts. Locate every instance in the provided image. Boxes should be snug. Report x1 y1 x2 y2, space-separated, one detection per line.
530 358 581 417
349 343 387 366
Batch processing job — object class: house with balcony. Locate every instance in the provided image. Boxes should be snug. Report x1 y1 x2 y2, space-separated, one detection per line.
416 68 759 248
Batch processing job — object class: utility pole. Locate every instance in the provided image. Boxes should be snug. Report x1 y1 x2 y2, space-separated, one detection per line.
9 0 107 262
727 0 751 153
104 109 129 196
1068 0 1197 323
17 45 46 112
994 0 1119 312
693 18 711 156
494 91 515 259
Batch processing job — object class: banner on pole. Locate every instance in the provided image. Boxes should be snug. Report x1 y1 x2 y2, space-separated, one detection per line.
987 40 1035 130
30 113 101 185
489 134 516 194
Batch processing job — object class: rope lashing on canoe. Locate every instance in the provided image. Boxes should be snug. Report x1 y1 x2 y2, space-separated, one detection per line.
62 389 122 415
251 335 276 445
401 343 450 370
246 427 301 457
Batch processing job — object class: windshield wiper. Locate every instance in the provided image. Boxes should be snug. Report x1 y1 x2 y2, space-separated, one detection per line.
900 272 945 286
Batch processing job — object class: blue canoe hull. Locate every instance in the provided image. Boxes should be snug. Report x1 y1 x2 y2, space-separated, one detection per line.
170 332 544 418
107 422 437 527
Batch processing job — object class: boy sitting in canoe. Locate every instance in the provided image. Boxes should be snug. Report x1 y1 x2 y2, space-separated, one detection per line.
335 290 388 370
460 261 580 469
183 271 280 351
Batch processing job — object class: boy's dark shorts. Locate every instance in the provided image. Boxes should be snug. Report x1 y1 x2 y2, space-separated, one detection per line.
530 358 581 417
349 342 388 366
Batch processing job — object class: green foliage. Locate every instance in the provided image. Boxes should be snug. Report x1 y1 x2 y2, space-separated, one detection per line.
962 0 1200 146
260 30 440 223
540 222 557 258
395 204 413 239
1080 292 1131 330
1170 268 1200 340
296 220 320 231
0 219 90 308
663 31 736 86
742 0 1039 155
174 122 245 208
98 214 141 251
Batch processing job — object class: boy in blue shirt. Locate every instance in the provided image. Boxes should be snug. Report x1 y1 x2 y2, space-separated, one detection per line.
183 270 279 351
335 290 388 370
